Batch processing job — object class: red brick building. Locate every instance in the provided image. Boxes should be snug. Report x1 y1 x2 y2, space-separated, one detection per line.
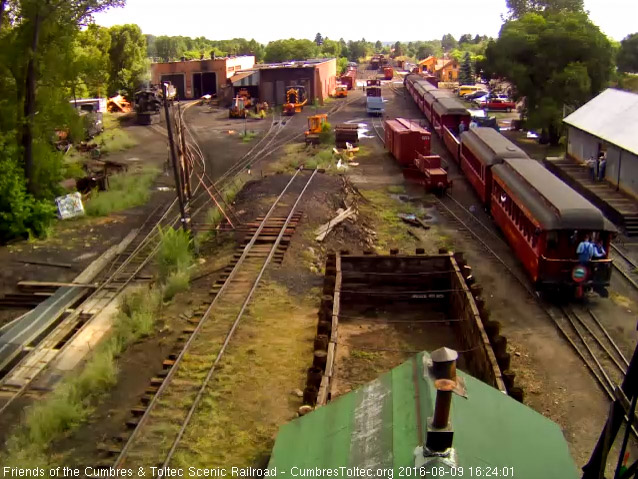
255 58 337 105
150 56 255 100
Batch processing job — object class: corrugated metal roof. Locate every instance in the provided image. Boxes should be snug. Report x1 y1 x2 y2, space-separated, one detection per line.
563 88 638 155
230 71 257 84
268 351 578 478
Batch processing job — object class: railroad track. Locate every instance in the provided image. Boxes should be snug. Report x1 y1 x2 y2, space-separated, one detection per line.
610 244 638 292
370 116 385 144
103 168 318 471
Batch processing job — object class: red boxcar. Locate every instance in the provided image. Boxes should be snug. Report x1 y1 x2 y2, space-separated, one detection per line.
490 158 616 294
340 69 357 90
459 127 529 206
384 118 431 166
383 67 394 80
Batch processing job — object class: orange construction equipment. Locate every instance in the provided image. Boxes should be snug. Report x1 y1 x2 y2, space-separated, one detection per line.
283 85 308 115
335 84 348 98
229 96 247 118
237 88 253 108
305 114 328 145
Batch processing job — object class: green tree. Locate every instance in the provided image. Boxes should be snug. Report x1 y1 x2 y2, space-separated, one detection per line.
394 41 403 56
108 24 149 96
375 40 382 51
617 33 638 73
76 24 111 97
441 34 457 51
459 34 473 44
506 0 583 18
314 32 323 46
484 12 613 144
459 52 474 85
321 39 341 57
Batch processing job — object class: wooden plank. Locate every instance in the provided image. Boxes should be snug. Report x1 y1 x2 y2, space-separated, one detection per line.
325 342 336 378
13 259 72 269
316 375 330 407
330 254 341 345
18 281 98 290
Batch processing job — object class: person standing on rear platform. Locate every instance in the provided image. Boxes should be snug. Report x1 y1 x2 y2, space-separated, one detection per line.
587 157 597 182
593 239 606 259
577 235 594 265
599 153 607 182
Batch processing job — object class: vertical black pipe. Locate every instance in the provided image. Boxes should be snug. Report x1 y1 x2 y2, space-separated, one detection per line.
583 342 638 479
163 84 188 232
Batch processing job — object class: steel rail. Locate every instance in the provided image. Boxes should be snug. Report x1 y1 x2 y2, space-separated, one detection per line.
113 168 304 468
161 168 319 468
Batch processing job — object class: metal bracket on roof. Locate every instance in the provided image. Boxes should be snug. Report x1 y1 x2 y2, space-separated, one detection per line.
423 355 468 398
414 445 458 476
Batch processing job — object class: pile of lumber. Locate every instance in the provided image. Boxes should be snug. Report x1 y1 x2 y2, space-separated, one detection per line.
335 124 359 148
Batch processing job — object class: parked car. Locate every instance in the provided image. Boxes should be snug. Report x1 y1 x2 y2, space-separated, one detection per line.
464 90 489 101
478 98 516 112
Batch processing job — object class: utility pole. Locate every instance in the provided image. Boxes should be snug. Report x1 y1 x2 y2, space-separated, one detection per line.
177 102 193 203
163 83 190 233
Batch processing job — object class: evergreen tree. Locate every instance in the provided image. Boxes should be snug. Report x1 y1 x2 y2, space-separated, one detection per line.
314 32 323 46
459 52 474 85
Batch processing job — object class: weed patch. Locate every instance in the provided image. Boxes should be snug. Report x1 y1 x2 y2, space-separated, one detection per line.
85 167 159 216
96 114 138 154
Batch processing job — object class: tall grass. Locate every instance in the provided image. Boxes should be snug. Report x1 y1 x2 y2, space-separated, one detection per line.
157 227 194 300
85 167 159 216
98 114 139 153
2 286 161 466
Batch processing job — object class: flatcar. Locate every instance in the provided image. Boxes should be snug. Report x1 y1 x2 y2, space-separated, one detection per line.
491 158 616 296
459 127 529 205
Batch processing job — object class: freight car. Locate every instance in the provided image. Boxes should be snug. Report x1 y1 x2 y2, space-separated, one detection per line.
491 158 615 296
402 73 616 296
383 67 393 80
384 118 449 194
340 68 357 90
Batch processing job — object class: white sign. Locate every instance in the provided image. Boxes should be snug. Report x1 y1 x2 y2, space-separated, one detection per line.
55 192 85 219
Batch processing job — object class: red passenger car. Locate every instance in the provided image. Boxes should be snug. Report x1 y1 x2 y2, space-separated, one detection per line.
459 127 529 205
431 98 471 136
422 90 452 123
491 158 616 295
384 118 431 167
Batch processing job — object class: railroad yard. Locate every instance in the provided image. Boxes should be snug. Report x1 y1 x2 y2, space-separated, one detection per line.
1 62 638 478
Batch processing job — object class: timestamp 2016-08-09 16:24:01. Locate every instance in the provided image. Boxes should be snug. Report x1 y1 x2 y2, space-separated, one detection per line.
401 466 515 477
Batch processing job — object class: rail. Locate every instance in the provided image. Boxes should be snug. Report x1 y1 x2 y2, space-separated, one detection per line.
113 168 318 469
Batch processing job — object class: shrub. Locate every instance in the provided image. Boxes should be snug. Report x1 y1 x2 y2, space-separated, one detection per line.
0 157 56 243
163 270 191 301
157 226 193 282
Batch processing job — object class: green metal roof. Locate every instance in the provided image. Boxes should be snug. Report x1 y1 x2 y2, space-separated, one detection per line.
268 352 578 479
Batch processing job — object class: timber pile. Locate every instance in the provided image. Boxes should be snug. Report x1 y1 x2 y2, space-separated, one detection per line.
335 124 359 148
